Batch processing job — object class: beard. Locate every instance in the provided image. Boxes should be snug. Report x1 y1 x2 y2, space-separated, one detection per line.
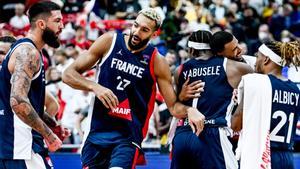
42 27 60 48
128 32 150 51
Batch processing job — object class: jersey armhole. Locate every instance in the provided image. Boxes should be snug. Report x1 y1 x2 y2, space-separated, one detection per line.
98 33 117 67
149 48 157 83
8 42 41 81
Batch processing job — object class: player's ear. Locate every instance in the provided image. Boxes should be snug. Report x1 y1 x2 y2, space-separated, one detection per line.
36 19 46 30
263 56 271 65
152 30 159 38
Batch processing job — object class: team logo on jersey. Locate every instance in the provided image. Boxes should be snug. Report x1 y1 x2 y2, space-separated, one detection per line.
117 49 123 56
0 110 4 115
140 54 150 65
108 98 132 121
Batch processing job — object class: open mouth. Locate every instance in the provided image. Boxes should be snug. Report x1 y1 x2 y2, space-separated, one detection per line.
132 35 141 43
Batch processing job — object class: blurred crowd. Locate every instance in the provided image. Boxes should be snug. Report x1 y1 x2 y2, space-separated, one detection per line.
0 0 300 152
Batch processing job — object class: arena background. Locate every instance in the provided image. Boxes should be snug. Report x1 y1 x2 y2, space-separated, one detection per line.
1 0 300 168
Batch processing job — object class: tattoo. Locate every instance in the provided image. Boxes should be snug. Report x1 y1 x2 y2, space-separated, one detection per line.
10 45 51 138
42 113 57 127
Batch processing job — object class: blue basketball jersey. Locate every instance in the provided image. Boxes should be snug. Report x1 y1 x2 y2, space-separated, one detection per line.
177 56 233 127
269 75 300 151
86 32 156 147
0 38 45 159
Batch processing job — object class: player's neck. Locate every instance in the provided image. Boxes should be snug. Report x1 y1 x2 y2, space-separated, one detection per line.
26 30 45 51
267 68 286 80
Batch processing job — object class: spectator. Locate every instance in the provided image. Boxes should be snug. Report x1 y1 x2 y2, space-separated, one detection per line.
9 3 29 29
269 4 293 40
115 0 142 19
209 0 227 25
71 25 91 50
258 24 274 43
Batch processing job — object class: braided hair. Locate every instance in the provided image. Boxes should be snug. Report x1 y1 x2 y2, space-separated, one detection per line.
265 41 300 67
188 30 212 57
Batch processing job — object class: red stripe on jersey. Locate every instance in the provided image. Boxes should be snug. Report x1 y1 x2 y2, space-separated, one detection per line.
177 64 184 77
131 148 139 169
142 49 157 138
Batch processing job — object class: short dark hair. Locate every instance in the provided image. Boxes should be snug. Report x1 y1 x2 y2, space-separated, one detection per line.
210 31 233 55
0 36 16 45
28 1 61 24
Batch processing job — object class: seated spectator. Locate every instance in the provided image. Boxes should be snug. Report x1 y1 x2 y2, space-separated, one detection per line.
71 25 91 50
9 3 29 30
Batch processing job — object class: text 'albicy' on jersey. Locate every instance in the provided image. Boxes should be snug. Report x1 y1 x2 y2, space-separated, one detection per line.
269 75 300 151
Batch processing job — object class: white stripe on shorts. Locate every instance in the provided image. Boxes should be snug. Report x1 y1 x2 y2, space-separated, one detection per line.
25 151 50 169
219 128 238 169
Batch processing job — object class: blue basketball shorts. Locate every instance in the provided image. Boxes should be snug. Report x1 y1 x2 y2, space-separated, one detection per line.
171 126 238 169
81 139 138 169
0 151 53 169
271 150 294 169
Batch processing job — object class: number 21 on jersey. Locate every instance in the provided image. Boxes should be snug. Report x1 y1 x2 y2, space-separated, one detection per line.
270 110 295 144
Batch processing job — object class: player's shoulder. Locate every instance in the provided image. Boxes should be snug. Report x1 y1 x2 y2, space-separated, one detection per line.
242 73 269 85
227 59 254 74
243 73 266 79
12 43 39 58
98 31 116 41
89 31 116 53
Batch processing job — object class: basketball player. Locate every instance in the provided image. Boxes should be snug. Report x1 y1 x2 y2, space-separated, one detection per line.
0 2 64 169
231 41 300 169
0 35 60 128
0 36 16 67
171 30 253 169
62 8 204 169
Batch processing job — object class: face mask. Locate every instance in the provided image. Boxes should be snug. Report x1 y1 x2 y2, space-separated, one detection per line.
281 37 290 42
258 32 268 41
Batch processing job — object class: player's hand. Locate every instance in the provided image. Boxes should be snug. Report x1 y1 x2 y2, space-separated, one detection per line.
179 78 205 101
62 127 71 138
187 107 205 136
44 132 62 152
50 125 71 141
93 84 119 109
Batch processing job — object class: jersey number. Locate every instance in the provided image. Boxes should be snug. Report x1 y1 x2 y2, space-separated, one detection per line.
270 110 294 143
116 76 130 91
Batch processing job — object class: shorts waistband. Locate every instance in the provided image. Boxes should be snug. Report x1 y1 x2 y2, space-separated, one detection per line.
177 118 227 127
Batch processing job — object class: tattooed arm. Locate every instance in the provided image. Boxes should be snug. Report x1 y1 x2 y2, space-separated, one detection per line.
9 44 62 152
